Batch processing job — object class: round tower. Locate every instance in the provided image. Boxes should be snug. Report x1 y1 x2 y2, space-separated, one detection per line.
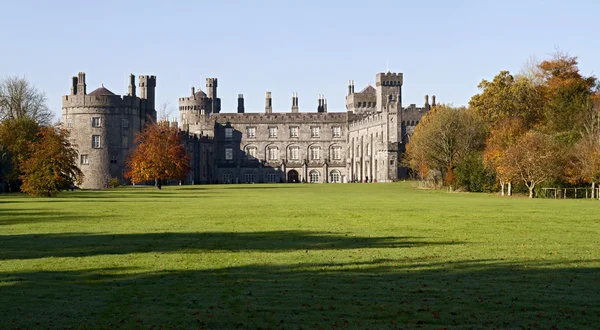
62 72 151 189
179 85 212 136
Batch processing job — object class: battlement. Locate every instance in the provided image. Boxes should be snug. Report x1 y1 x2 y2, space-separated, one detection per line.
376 72 403 87
349 112 387 128
62 93 142 109
206 78 217 87
139 75 156 87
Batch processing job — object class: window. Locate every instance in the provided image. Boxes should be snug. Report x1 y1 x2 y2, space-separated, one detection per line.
309 170 320 183
246 147 257 160
268 147 279 161
246 127 256 138
332 146 342 160
67 119 72 128
122 119 129 128
110 155 118 164
310 146 320 160
311 126 320 138
330 170 341 183
290 147 299 160
225 127 233 139
225 147 233 160
122 136 128 149
92 135 101 148
92 117 102 128
332 126 341 138
267 173 279 183
223 173 232 183
289 126 298 138
268 127 278 138
80 154 89 165
245 173 255 183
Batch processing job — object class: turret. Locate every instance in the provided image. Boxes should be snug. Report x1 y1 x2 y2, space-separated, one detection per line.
375 72 403 112
139 75 157 110
265 91 273 113
237 94 245 113
128 74 136 97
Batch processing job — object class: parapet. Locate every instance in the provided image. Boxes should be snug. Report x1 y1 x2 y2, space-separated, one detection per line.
376 72 403 87
139 75 157 87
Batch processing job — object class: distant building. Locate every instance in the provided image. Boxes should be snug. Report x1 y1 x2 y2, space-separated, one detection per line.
63 71 432 188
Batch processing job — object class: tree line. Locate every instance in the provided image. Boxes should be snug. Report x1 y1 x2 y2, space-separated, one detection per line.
404 51 600 198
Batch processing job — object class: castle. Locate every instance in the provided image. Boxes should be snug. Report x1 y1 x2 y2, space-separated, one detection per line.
62 72 432 189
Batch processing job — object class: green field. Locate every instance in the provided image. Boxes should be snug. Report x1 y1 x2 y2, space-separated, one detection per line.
0 183 599 329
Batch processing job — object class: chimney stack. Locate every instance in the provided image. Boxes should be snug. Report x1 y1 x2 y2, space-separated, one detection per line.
237 94 245 113
323 98 328 113
265 91 273 113
291 92 299 113
71 76 78 95
432 95 436 107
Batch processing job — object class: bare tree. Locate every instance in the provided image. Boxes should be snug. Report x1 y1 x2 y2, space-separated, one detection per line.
158 100 175 122
0 76 52 125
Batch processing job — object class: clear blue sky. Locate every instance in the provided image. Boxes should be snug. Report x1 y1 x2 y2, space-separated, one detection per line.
1 0 599 120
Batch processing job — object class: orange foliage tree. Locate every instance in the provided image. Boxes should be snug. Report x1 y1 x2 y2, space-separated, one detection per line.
565 135 600 199
483 117 527 196
125 121 190 189
20 125 83 197
502 131 564 198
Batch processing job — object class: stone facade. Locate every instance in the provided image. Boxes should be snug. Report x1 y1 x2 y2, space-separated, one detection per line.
179 72 433 184
62 72 156 189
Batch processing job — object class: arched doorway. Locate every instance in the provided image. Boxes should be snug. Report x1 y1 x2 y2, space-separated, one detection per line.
287 170 299 183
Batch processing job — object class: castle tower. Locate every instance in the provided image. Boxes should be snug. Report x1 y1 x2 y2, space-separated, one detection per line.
139 75 156 111
206 78 220 113
62 72 153 189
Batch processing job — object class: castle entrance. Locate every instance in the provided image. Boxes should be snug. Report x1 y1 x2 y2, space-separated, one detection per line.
287 170 299 183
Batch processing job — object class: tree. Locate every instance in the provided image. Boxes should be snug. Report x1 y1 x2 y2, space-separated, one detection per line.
20 125 83 197
0 144 12 193
537 52 599 137
125 121 191 189
404 105 487 187
158 100 175 122
0 117 40 191
483 117 527 196
503 131 563 198
0 76 52 125
469 71 543 128
565 135 600 199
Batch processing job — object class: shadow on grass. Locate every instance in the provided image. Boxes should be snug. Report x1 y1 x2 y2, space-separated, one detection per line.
0 259 597 328
0 231 460 260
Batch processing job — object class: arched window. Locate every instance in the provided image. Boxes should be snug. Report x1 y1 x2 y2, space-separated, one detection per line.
309 170 320 183
330 170 341 183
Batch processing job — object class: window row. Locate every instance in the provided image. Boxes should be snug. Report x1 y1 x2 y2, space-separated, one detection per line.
222 169 342 184
225 146 343 161
225 126 343 139
89 135 129 149
80 154 119 165
402 120 419 126
356 101 376 108
90 117 129 128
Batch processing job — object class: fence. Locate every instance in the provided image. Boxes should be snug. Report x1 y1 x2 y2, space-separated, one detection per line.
541 187 600 199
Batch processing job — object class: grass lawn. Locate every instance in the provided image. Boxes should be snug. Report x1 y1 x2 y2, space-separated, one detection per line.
0 182 599 329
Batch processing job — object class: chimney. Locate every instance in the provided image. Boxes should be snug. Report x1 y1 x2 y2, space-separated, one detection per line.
191 86 195 97
265 91 272 113
432 95 436 107
77 72 86 95
71 76 78 95
351 80 355 93
323 98 328 113
424 94 430 110
317 95 324 113
128 74 136 97
237 94 245 113
348 80 352 95
292 92 299 113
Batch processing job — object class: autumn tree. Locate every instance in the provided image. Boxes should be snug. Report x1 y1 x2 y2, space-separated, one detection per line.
537 52 599 139
20 125 83 197
404 105 487 187
0 117 40 191
125 121 190 189
565 135 600 199
0 144 12 193
469 71 543 128
503 131 563 198
483 117 527 196
0 76 53 125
